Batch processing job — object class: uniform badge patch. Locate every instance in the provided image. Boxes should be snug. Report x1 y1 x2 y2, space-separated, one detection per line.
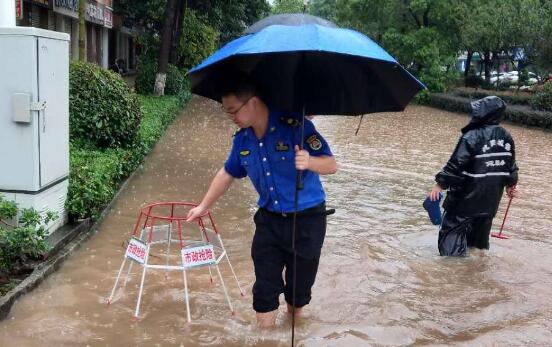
276 142 289 151
240 150 250 156
306 135 322 151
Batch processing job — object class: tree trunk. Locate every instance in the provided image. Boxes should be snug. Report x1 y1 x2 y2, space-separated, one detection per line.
169 0 186 65
155 0 178 96
484 51 491 83
78 0 86 61
464 51 472 77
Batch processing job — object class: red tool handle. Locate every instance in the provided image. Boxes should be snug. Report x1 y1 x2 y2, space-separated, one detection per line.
496 195 514 237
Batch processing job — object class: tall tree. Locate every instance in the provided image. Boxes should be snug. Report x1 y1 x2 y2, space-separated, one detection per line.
169 0 186 64
535 0 552 75
154 0 178 96
78 0 86 61
459 0 511 83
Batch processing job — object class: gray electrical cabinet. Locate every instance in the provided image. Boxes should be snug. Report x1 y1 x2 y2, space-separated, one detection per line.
0 27 70 233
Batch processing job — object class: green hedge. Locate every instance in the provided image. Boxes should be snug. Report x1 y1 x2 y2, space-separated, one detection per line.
530 82 552 112
66 92 190 220
425 93 552 130
451 88 532 106
135 57 186 96
69 61 141 148
66 146 124 219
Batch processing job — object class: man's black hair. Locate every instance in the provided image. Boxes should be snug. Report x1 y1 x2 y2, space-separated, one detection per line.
217 70 259 101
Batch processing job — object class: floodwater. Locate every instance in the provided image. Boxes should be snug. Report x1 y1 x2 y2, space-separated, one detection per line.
1 97 551 346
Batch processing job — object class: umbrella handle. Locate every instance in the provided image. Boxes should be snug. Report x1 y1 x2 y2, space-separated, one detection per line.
296 171 304 190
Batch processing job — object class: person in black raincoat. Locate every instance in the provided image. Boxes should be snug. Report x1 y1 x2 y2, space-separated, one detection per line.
428 96 518 256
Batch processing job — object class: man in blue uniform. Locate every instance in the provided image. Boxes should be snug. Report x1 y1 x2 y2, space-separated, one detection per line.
186 74 337 327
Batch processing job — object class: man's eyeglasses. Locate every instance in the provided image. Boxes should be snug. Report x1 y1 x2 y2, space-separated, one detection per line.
222 96 253 117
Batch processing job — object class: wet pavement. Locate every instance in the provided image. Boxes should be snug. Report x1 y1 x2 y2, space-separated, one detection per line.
1 97 551 346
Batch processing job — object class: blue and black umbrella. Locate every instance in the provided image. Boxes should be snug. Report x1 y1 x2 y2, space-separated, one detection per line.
188 14 425 116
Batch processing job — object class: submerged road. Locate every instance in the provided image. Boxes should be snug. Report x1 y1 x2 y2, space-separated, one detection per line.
1 96 551 346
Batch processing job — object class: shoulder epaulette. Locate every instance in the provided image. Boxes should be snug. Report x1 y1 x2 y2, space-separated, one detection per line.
280 116 301 128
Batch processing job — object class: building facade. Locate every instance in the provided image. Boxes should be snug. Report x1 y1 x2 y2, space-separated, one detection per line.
15 0 136 72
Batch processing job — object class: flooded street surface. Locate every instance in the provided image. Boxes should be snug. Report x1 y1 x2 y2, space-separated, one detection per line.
1 97 551 346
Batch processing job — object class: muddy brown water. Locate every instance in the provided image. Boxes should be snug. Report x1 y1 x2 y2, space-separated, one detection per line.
1 97 551 346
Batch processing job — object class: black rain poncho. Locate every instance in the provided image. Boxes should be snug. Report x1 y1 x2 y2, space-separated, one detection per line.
436 96 519 218
435 96 519 256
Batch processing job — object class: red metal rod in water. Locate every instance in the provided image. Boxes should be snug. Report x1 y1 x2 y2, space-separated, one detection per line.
492 195 514 239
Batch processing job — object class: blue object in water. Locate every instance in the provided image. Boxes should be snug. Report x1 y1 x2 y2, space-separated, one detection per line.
423 192 443 225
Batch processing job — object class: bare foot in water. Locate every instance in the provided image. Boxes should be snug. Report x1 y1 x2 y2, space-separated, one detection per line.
256 310 277 328
286 304 303 318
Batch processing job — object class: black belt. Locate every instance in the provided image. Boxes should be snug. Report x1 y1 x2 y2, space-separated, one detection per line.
260 203 335 218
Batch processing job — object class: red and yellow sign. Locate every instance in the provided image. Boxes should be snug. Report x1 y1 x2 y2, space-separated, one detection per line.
15 0 23 19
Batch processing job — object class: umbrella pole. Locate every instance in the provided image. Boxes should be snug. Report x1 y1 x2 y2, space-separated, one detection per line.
291 105 306 347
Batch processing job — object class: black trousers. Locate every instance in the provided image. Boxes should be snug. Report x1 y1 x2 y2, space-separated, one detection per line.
438 212 494 256
251 203 327 313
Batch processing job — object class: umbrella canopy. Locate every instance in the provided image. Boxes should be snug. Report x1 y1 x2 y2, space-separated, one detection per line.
245 13 337 34
188 23 425 115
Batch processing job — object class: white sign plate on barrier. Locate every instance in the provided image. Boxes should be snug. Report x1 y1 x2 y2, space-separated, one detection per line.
181 244 216 268
125 237 148 264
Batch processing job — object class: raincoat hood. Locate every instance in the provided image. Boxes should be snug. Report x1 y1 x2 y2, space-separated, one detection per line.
462 96 506 133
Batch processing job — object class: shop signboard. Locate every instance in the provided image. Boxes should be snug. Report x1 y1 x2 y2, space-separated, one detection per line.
31 0 52 8
53 0 79 19
85 0 104 25
104 6 112 29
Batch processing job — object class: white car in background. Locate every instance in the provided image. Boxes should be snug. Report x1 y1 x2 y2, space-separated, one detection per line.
489 72 513 84
490 71 539 85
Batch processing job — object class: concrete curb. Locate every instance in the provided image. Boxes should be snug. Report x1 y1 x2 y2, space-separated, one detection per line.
0 167 139 320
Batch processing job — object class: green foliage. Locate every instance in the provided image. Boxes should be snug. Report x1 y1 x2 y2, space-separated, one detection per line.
114 0 166 32
135 56 157 95
530 82 552 112
177 10 219 71
69 61 141 149
66 147 124 220
0 195 57 274
309 0 338 23
116 0 269 53
66 93 190 220
135 56 186 95
518 69 529 87
272 0 305 14
413 88 431 104
181 1 269 44
165 65 186 95
535 1 552 74
383 27 458 92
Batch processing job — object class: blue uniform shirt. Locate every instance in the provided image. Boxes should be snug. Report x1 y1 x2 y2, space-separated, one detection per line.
224 110 333 213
